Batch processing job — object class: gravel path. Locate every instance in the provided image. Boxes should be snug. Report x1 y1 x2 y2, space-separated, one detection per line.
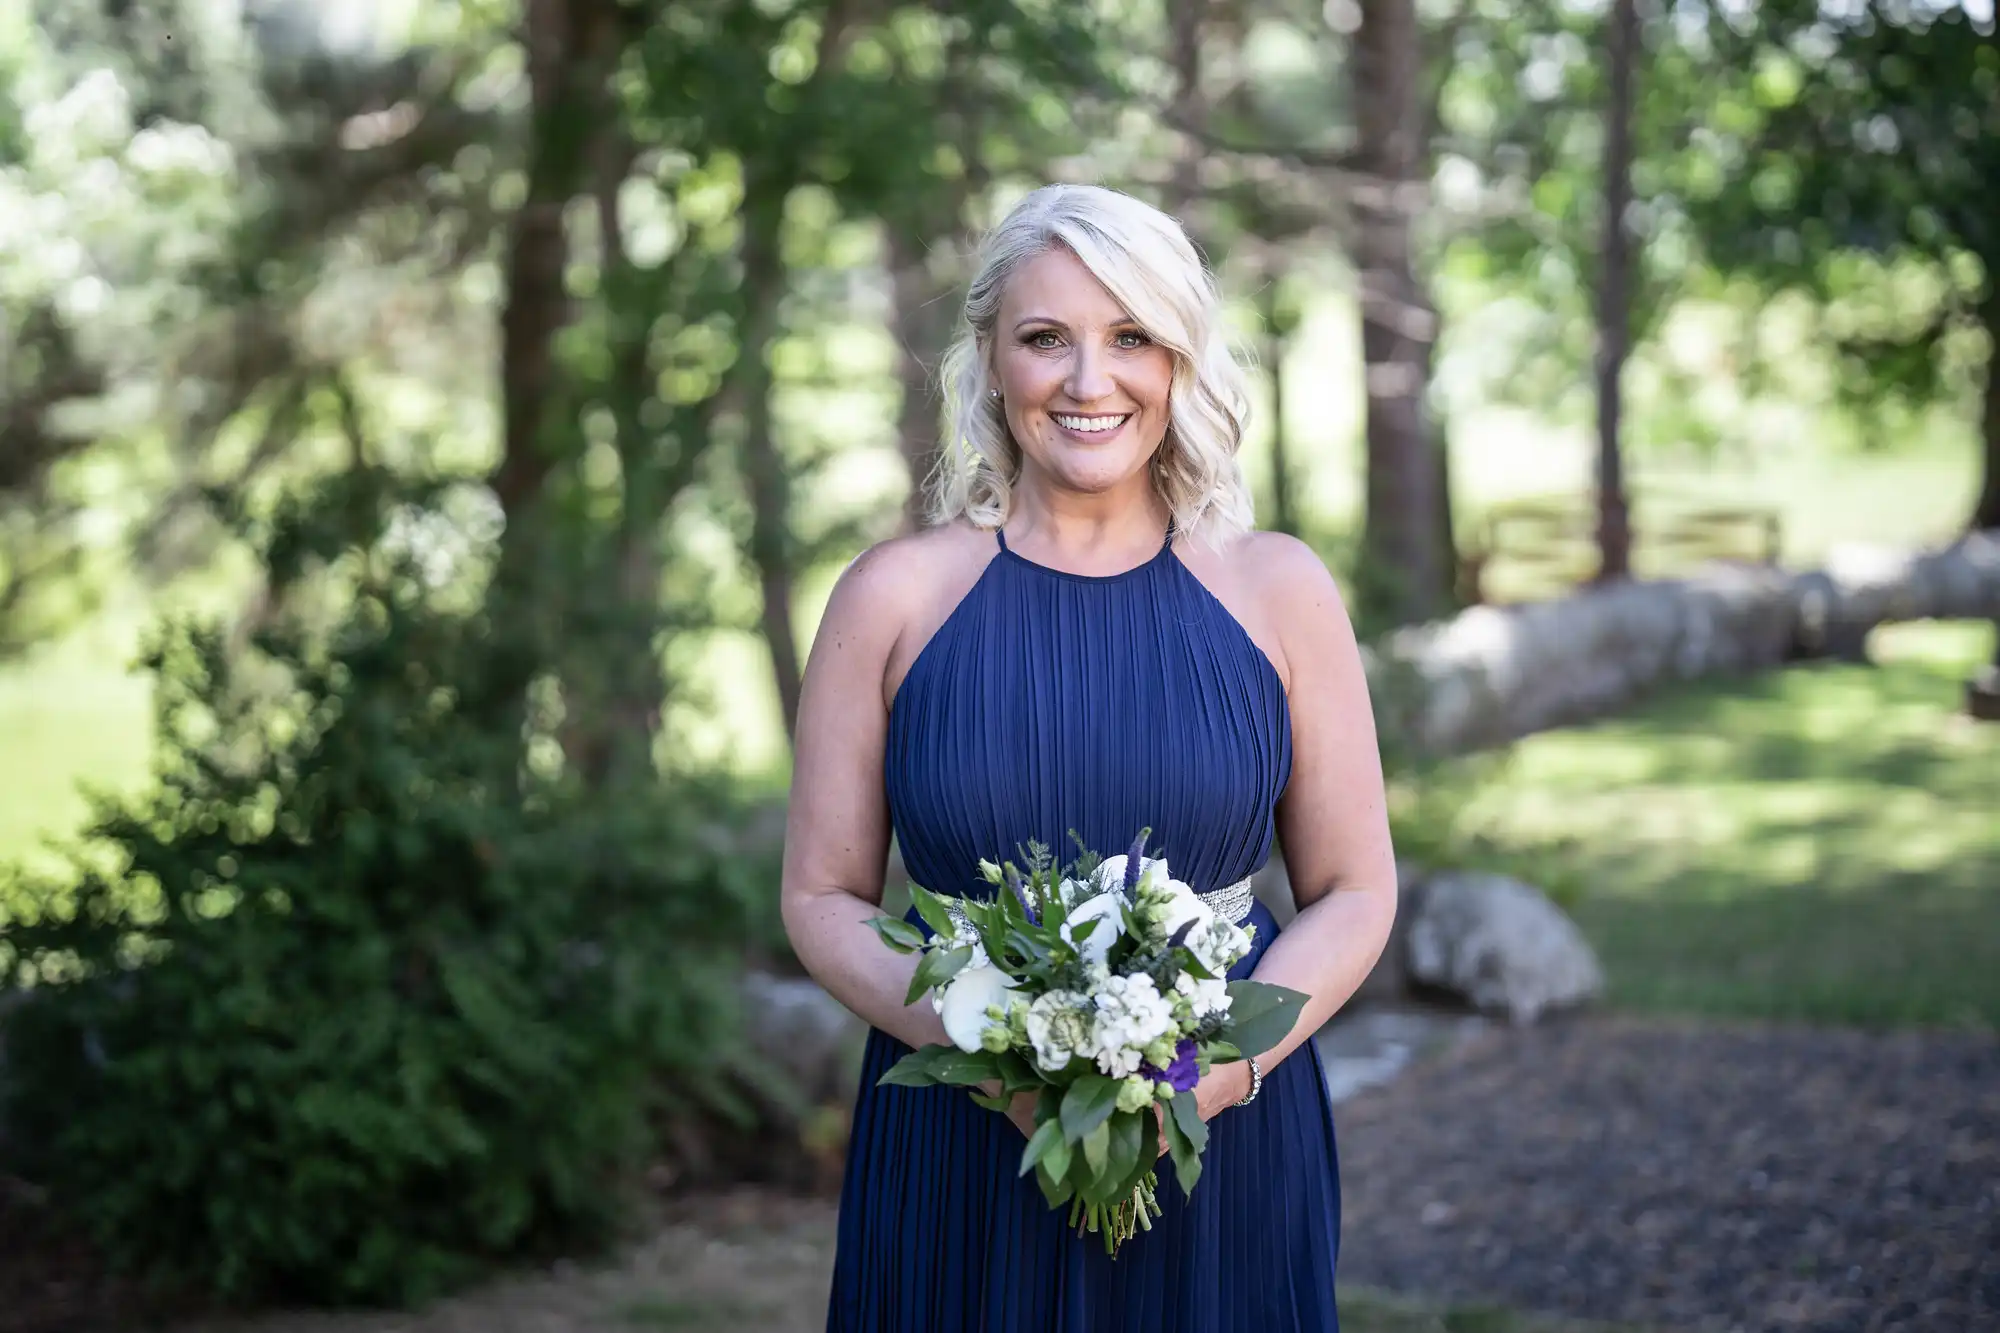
1333 1012 2000 1332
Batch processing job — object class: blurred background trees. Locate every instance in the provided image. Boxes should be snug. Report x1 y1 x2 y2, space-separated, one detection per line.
0 0 1993 1309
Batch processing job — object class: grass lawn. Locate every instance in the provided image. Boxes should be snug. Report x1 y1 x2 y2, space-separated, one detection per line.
0 619 153 881
1431 618 1999 1030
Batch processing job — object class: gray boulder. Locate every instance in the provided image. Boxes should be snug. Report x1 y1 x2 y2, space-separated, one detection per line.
1403 870 1604 1025
739 971 867 1107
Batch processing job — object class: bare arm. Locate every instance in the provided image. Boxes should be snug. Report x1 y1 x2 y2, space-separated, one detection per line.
779 545 953 1051
1243 536 1399 1074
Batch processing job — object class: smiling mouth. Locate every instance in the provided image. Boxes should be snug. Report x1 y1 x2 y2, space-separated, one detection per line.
1051 413 1131 436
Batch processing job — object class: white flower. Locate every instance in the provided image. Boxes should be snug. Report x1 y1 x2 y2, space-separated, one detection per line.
1173 969 1232 1019
1148 877 1213 943
1186 916 1254 978
937 966 1020 1053
1025 990 1097 1072
1091 973 1176 1078
1061 891 1127 964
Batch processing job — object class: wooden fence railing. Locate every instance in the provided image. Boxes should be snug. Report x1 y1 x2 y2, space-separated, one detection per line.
1458 491 1784 606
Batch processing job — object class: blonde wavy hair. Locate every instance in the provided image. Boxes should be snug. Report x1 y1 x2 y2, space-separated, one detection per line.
925 183 1256 543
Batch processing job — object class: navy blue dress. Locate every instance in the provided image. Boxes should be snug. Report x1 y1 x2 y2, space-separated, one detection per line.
827 524 1343 1332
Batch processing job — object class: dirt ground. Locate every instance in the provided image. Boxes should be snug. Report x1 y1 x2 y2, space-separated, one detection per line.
9 1012 1995 1333
173 1192 837 1333
1334 1014 2000 1333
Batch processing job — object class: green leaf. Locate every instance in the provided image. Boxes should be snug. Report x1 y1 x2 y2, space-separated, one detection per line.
1198 1039 1241 1063
910 886 961 941
995 1050 1040 1095
875 1047 953 1088
902 944 975 1007
1021 1118 1064 1176
867 916 925 954
1171 1088 1209 1148
1081 1120 1110 1178
1103 1110 1143 1200
925 1049 1002 1086
968 1091 1011 1111
1042 1125 1073 1184
1035 1158 1073 1210
1059 1074 1120 1144
1004 928 1053 968
1111 1114 1162 1203
1222 980 1310 1058
1163 1091 1206 1197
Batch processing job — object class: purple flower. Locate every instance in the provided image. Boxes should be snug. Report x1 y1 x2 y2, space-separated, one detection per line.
1123 830 1149 892
1005 863 1039 924
1143 1037 1200 1094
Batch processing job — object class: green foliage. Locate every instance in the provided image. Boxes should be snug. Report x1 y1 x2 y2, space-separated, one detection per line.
0 499 768 1306
1670 0 1997 506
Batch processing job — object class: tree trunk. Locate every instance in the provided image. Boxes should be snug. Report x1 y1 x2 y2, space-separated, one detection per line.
493 0 589 526
1974 295 2000 533
888 224 957 533
1592 0 1638 583
1972 296 2000 720
1354 0 1450 627
738 174 805 744
1259 283 1298 537
1168 0 1207 220
564 128 665 790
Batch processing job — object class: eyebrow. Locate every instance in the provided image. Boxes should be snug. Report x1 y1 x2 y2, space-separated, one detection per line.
1012 314 1144 332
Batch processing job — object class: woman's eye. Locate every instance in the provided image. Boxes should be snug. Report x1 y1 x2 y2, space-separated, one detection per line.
1114 331 1149 349
1030 331 1062 349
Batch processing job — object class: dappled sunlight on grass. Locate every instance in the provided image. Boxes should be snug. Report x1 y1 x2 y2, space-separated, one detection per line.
0 630 153 878
1436 620 1999 1029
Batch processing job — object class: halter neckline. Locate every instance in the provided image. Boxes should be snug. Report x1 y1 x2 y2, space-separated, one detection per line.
994 518 1176 584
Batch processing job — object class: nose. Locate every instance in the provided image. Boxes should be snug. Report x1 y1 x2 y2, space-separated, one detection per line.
1064 343 1114 405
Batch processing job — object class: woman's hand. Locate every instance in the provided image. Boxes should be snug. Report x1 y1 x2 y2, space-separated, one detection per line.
1003 1089 1038 1140
1193 1060 1254 1121
977 1080 1041 1140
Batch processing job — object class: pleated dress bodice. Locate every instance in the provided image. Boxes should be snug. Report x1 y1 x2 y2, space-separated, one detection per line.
885 526 1292 900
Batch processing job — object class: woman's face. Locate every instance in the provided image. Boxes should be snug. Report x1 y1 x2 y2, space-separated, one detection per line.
990 246 1175 502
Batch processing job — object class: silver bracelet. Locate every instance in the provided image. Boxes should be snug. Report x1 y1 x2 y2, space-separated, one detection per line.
1233 1054 1263 1106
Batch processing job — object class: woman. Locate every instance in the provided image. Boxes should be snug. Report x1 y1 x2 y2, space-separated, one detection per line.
781 183 1399 1332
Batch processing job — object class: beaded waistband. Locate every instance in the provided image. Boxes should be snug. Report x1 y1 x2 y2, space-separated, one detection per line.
939 873 1258 934
1198 874 1258 924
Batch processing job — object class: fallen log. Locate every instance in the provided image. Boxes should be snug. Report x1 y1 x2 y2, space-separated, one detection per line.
1367 532 2000 757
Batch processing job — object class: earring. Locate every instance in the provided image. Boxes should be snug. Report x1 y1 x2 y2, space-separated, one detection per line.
988 388 1000 400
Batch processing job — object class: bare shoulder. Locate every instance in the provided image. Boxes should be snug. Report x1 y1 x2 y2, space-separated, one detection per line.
829 523 972 614
1178 529 1346 696
1219 531 1358 687
1238 530 1349 620
818 521 999 704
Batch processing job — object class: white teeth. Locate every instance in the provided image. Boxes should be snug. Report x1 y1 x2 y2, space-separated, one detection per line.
1054 414 1128 433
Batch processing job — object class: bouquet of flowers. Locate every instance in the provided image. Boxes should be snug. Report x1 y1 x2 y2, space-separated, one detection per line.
868 830 1308 1255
